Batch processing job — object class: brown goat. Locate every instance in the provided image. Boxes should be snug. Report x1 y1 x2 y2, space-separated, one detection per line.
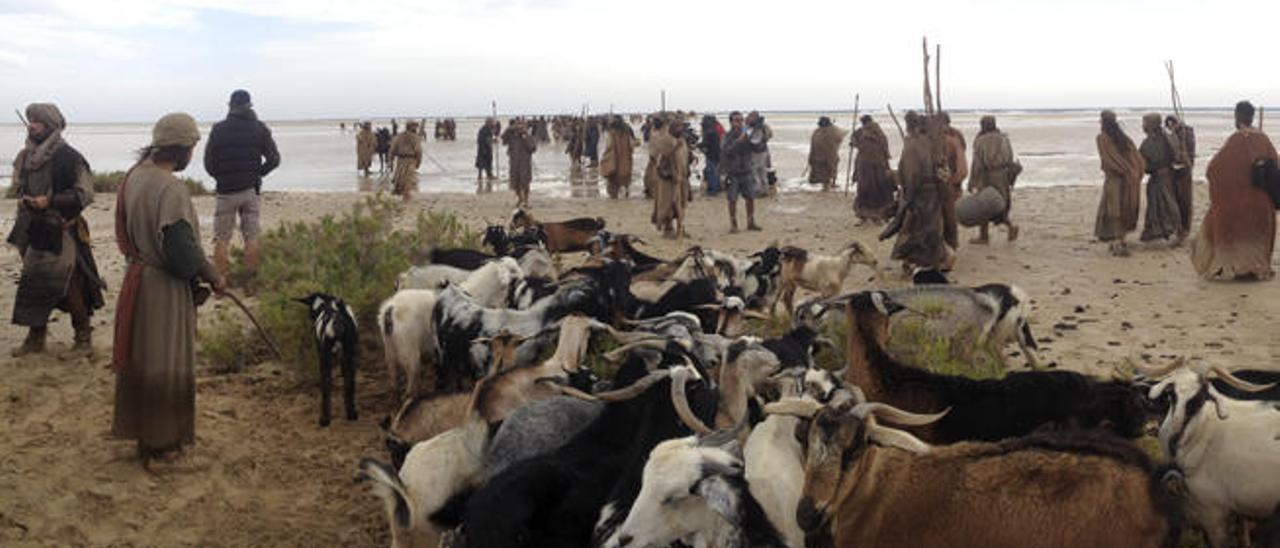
767 398 1179 548
509 208 605 254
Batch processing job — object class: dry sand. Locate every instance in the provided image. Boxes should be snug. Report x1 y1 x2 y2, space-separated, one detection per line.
2 181 1278 547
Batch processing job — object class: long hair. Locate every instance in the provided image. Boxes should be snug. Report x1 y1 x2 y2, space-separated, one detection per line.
1101 118 1134 154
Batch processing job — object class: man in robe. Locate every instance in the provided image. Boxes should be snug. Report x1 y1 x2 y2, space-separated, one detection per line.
7 103 105 357
969 115 1020 243
939 112 968 249
1138 113 1182 244
389 120 423 202
643 117 670 199
721 111 761 233
698 115 723 195
584 117 601 168
356 122 376 177
1191 101 1278 280
1094 110 1145 256
112 112 225 465
1166 115 1197 238
807 116 847 191
601 116 638 199
476 118 497 189
884 111 948 271
651 120 691 238
850 115 897 223
503 119 538 208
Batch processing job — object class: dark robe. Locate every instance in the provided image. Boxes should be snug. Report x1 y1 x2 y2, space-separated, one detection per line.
891 134 948 269
476 125 495 170
1139 130 1182 241
852 122 897 221
503 127 537 194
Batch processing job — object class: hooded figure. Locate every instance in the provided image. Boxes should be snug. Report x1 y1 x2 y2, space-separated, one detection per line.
6 102 105 357
356 122 376 176
389 121 423 201
807 116 847 191
968 115 1020 243
886 111 949 270
851 115 897 222
1138 113 1183 243
601 116 638 199
1094 110 1145 254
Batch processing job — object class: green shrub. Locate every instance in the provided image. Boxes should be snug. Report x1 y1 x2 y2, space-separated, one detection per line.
199 195 480 371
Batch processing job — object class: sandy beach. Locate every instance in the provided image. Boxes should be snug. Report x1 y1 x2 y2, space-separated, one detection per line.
1 180 1278 547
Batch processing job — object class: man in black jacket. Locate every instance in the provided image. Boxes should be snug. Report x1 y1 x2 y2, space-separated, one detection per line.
203 89 280 279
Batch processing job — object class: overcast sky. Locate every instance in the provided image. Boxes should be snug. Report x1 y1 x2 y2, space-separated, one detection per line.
0 0 1275 122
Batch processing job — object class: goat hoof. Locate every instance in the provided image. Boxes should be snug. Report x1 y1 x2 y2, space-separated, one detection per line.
346 411 359 421
319 417 331 427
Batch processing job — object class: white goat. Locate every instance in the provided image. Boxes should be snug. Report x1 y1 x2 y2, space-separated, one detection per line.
515 246 557 281
396 257 522 308
774 242 878 315
1141 360 1280 548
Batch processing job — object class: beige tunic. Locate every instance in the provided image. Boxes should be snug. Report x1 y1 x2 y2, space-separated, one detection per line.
601 128 637 198
390 132 423 195
112 162 215 451
970 130 1016 223
356 129 376 170
651 136 690 231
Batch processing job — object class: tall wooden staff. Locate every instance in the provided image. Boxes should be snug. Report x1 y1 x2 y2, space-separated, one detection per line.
1165 61 1185 122
936 44 943 113
922 37 935 117
492 100 501 178
886 104 906 139
844 94 860 196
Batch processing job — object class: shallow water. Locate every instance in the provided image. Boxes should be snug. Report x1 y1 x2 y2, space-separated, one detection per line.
0 110 1270 196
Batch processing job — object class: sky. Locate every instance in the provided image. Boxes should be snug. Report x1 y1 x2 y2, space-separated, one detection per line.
0 0 1276 122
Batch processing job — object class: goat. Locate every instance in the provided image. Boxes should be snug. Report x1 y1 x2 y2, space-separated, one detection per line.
602 432 788 548
426 247 496 271
887 282 1040 367
774 242 878 315
397 257 522 308
509 207 605 254
484 396 603 480
380 393 470 470
704 246 783 310
629 277 723 332
397 263 470 292
483 225 557 280
743 370 810 548
377 290 439 401
1138 359 1280 548
296 293 358 427
767 395 1181 548
590 231 665 274
825 290 1146 443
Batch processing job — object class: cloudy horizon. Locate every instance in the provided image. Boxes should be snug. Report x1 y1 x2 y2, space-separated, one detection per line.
1 0 1276 123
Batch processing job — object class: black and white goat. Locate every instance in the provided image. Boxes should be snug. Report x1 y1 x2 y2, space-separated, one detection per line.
887 282 1041 367
296 293 359 427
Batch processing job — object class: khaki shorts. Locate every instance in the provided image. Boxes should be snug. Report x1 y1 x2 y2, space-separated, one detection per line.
213 189 261 242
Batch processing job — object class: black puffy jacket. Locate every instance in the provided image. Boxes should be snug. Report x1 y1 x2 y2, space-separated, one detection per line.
203 107 281 194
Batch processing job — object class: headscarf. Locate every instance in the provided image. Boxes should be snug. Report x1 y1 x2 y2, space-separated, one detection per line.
1142 113 1162 133
1100 110 1134 153
17 103 68 172
979 115 997 135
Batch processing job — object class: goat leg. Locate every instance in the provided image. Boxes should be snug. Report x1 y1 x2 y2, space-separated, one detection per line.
343 348 359 421
319 347 333 427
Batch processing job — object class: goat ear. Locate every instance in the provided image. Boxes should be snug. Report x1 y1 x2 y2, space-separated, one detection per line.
1147 378 1175 401
1206 384 1232 420
694 476 740 522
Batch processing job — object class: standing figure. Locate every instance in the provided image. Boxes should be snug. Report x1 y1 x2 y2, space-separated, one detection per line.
1094 110 1146 256
6 102 105 357
747 111 772 200
355 122 376 177
807 116 847 191
850 115 897 223
886 111 949 271
643 117 670 199
651 120 691 238
389 120 423 202
968 115 1020 244
112 113 225 465
375 128 392 174
938 112 968 249
476 118 498 186
721 111 762 233
204 89 280 279
698 115 723 195
1166 115 1197 238
503 119 538 208
1191 101 1278 280
601 116 638 199
584 118 601 168
1138 113 1183 244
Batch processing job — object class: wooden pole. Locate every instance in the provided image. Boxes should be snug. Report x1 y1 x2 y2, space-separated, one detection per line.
661 90 666 113
936 44 943 113
922 37 934 116
887 103 906 139
844 94 860 196
492 100 501 178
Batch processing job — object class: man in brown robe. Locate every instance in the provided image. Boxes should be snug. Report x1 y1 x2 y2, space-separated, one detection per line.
644 117 673 201
939 112 968 249
112 113 224 464
389 121 423 202
356 122 376 177
1191 101 1278 280
851 115 897 223
651 120 691 238
1094 110 1145 256
7 103 105 357
1138 113 1183 244
601 116 638 199
884 112 949 271
1166 115 1197 238
807 116 847 191
502 119 538 208
969 115 1020 243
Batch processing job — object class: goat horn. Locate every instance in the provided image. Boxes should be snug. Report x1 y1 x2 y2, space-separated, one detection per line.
865 419 933 454
604 339 670 362
1211 365 1276 393
848 385 868 405
554 384 600 402
763 397 823 418
595 369 673 402
742 310 771 320
851 402 950 427
1131 358 1183 379
671 366 714 435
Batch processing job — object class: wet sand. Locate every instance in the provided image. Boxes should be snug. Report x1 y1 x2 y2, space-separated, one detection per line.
2 181 1278 546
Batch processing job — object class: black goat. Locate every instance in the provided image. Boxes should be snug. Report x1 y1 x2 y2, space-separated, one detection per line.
428 247 496 271
629 277 721 333
751 324 824 371
831 291 1147 443
461 350 718 548
296 293 359 427
484 225 549 256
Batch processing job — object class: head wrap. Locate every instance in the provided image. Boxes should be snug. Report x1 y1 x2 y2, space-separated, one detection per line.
151 112 201 147
979 115 997 133
25 103 66 130
1142 113 1162 132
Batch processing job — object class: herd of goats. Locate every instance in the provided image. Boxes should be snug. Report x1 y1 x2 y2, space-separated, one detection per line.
291 208 1280 548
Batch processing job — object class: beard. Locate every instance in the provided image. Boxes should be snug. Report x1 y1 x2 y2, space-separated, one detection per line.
27 126 48 143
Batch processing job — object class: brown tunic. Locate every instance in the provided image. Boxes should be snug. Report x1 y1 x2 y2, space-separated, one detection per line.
1094 132 1145 242
1191 128 1278 280
940 128 968 248
1139 131 1182 242
891 135 948 269
807 125 847 188
112 162 216 451
389 131 423 195
356 129 376 170
970 130 1016 224
651 136 690 231
852 123 897 221
601 127 637 198
503 127 537 194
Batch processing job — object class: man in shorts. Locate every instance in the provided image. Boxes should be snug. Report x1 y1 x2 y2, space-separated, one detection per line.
204 89 280 279
720 111 761 233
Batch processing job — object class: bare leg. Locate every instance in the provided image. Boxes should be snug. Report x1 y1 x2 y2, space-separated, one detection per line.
214 240 230 276
728 200 739 233
745 198 761 231
971 224 990 245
